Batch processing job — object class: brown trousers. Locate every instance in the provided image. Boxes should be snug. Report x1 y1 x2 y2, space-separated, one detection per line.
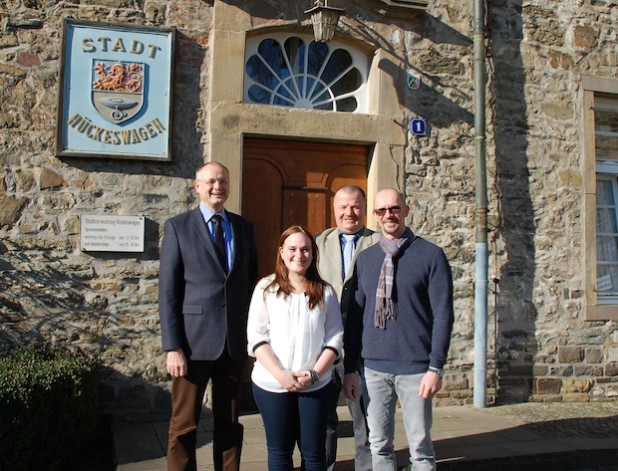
167 351 244 471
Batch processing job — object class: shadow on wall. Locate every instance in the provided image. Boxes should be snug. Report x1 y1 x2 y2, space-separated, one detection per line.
0 230 171 420
1 30 211 417
487 1 537 403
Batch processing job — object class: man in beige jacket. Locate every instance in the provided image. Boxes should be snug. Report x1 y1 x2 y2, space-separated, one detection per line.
316 184 380 471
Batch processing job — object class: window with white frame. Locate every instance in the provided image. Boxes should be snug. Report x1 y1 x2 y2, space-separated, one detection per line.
244 34 369 113
594 96 618 303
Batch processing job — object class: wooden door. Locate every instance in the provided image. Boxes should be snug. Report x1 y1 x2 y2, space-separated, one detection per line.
242 138 370 278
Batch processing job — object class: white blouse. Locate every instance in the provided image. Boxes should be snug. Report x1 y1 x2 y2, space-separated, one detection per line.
247 275 344 393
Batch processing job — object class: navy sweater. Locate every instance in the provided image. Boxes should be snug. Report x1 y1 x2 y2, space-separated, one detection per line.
343 233 454 375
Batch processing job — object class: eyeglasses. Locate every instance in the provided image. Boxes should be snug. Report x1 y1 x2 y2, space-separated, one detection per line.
196 179 229 185
373 205 402 217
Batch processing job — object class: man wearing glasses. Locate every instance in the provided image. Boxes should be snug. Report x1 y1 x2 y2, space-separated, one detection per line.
343 188 454 471
159 162 258 471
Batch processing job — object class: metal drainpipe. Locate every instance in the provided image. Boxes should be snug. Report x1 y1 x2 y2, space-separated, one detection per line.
473 0 489 408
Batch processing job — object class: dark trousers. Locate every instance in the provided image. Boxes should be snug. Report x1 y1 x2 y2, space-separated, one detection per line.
325 368 371 471
253 382 333 471
167 351 244 471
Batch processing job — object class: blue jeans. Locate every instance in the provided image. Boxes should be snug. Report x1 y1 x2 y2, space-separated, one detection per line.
364 368 435 471
253 382 332 471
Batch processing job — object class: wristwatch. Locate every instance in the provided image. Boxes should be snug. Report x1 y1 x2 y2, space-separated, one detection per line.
427 366 443 377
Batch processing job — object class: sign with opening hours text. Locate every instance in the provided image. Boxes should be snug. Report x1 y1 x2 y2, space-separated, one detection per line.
81 215 145 252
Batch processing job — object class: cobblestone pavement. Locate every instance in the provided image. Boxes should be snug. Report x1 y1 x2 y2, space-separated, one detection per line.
484 401 618 437
437 401 618 471
114 402 618 471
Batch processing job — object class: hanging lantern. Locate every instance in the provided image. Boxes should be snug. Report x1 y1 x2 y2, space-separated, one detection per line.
304 0 345 43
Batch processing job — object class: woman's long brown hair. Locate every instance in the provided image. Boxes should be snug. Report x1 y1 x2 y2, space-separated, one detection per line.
264 225 325 309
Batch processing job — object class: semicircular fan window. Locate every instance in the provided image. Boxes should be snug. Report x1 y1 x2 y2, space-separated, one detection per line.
244 35 367 113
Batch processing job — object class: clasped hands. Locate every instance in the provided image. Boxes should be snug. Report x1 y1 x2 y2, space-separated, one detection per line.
276 369 316 392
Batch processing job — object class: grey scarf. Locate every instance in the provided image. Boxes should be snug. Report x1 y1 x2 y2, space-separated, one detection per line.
374 229 412 329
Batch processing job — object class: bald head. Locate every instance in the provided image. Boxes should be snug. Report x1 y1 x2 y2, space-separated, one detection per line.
373 188 409 240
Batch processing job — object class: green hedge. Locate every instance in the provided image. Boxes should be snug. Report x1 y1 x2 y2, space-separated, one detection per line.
0 346 99 471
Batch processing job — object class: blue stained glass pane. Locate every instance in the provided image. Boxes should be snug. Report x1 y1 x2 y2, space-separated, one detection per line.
311 86 330 102
246 55 276 88
315 101 334 111
308 81 327 101
331 68 362 96
272 84 294 107
336 96 358 112
247 85 271 104
258 39 288 80
322 49 353 84
246 35 364 112
307 41 330 76
284 37 306 75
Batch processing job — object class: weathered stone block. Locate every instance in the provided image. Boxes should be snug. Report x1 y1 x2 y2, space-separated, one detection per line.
0 194 27 226
548 50 574 69
573 25 598 50
38 167 66 189
558 346 583 363
573 365 603 376
585 348 603 364
561 379 592 393
145 2 166 24
444 375 468 390
17 52 41 68
535 377 562 394
418 50 464 75
605 363 618 377
562 393 590 402
529 23 565 46
0 63 27 79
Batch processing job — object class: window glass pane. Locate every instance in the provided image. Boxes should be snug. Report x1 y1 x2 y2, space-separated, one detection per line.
247 85 271 104
307 41 330 76
597 265 618 295
258 39 288 80
284 37 306 75
331 68 362 96
322 49 353 85
597 179 614 204
595 99 618 160
272 84 294 107
336 96 358 112
597 236 618 261
597 208 618 233
246 55 276 88
245 35 367 112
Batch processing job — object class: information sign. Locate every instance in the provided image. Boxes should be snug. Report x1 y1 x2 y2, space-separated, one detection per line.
81 214 145 252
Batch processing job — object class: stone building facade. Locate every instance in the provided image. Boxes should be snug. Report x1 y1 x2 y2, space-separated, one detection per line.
0 0 616 418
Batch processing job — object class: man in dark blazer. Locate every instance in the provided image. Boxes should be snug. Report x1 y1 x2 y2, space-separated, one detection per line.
159 161 258 471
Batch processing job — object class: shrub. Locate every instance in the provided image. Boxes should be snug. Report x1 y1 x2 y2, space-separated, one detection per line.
0 346 99 471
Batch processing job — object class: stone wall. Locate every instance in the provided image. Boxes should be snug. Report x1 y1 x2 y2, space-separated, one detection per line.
1 0 617 419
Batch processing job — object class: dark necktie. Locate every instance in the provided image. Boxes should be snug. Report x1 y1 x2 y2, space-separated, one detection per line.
212 214 228 273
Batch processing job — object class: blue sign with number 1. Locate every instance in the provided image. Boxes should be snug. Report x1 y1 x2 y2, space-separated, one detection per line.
410 118 427 136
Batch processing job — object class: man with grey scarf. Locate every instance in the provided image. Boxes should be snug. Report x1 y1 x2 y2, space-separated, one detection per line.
343 188 454 471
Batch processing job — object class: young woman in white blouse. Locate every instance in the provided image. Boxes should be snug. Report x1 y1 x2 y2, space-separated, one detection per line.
247 225 344 471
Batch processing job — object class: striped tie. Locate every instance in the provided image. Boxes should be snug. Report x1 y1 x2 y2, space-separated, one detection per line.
342 234 356 280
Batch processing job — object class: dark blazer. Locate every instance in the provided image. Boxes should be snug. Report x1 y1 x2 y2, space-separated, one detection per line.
159 207 258 361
